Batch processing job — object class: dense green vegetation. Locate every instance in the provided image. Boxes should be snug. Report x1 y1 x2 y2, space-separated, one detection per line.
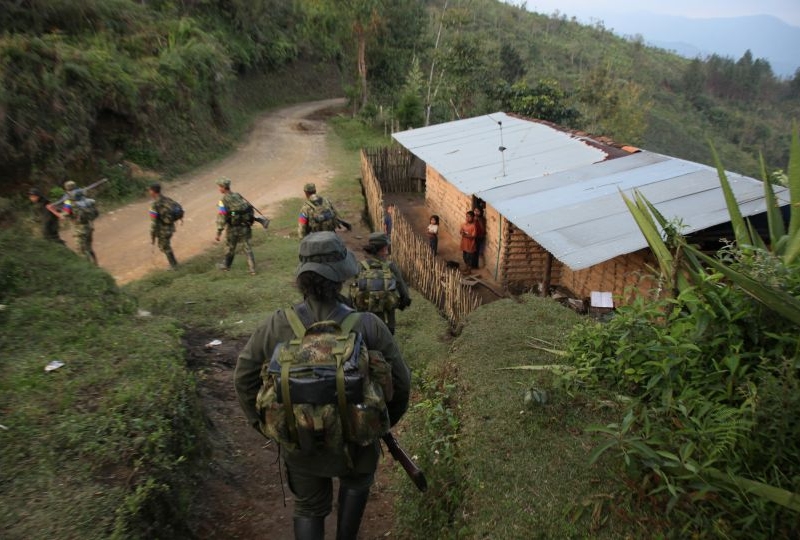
0 233 202 538
2 0 799 195
562 136 800 537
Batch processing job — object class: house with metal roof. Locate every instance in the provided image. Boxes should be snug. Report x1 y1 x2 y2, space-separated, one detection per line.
392 112 790 303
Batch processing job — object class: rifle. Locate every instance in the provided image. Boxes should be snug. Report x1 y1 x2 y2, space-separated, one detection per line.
337 218 353 231
240 195 271 229
52 177 109 206
382 432 427 492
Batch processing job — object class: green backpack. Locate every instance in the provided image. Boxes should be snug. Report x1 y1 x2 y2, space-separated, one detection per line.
226 192 254 226
305 197 337 232
256 304 392 458
349 259 400 313
70 194 99 224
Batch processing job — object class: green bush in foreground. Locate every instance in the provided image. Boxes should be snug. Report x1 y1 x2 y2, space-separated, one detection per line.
0 230 203 539
567 131 800 537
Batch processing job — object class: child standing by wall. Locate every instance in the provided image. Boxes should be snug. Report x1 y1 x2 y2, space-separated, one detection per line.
427 215 439 256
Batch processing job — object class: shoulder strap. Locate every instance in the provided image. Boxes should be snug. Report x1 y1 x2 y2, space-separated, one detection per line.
291 302 355 330
285 307 308 338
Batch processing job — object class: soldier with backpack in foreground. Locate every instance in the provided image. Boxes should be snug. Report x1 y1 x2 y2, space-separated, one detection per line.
298 182 351 238
147 182 181 269
234 231 411 540
350 232 411 335
47 180 99 265
215 177 259 274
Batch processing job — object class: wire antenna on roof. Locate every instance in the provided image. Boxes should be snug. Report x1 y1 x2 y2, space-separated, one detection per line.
498 120 507 177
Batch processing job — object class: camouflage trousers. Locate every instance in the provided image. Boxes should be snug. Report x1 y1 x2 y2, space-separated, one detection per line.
154 225 176 267
223 225 255 272
73 222 97 265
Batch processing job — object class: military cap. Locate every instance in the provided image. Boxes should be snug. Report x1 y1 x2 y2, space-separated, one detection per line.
303 182 317 193
368 232 391 249
216 177 231 188
28 187 42 196
296 231 358 282
64 180 77 191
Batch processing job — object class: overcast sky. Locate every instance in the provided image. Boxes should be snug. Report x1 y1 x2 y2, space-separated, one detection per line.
522 0 800 27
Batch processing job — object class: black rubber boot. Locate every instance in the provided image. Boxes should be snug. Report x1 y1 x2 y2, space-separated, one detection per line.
218 254 233 271
336 487 370 540
166 251 178 269
293 516 325 540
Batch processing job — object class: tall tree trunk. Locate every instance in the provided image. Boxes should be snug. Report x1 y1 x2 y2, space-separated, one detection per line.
357 28 368 112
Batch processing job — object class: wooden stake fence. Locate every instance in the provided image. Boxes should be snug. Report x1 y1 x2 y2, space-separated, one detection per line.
360 149 482 330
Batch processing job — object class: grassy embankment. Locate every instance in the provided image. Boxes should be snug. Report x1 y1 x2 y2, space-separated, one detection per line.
2 116 646 538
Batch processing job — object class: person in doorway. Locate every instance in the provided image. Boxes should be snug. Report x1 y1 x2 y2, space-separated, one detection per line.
215 177 257 275
234 231 411 540
427 215 439 256
473 206 487 268
28 187 65 244
459 210 478 272
148 182 179 269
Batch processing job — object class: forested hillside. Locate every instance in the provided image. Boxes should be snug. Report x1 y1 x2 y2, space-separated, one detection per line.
2 0 799 194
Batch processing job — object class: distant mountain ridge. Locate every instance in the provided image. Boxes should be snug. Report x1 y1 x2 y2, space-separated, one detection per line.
595 12 800 78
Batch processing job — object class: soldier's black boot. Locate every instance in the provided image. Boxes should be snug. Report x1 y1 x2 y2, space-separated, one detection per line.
335 487 370 540
293 516 324 540
166 251 178 269
217 254 233 271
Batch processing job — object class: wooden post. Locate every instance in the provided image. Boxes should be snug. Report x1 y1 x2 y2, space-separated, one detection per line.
542 252 553 297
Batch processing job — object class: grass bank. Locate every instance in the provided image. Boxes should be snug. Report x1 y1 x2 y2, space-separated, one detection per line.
0 233 202 539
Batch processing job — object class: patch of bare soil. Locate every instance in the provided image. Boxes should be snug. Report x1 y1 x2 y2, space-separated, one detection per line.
182 329 396 540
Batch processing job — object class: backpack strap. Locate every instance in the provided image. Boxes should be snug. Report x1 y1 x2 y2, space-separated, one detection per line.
284 307 308 338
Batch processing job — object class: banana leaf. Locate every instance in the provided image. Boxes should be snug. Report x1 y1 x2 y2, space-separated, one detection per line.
711 143 751 247
686 245 800 326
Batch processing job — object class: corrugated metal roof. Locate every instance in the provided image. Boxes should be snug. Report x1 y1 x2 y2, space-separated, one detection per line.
392 113 790 270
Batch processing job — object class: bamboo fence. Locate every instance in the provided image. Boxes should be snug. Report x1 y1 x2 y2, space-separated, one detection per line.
362 146 422 193
360 149 482 330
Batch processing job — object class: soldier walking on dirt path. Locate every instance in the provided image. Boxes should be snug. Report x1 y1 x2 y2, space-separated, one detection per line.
215 177 257 275
298 182 350 238
148 182 179 269
47 180 99 265
234 232 411 540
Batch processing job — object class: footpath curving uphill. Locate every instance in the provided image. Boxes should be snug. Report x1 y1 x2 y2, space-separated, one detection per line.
80 98 346 284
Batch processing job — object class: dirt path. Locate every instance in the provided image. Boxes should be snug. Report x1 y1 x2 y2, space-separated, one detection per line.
82 99 396 538
83 98 346 284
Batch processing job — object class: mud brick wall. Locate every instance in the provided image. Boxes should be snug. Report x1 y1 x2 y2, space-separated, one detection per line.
559 249 657 304
500 220 562 291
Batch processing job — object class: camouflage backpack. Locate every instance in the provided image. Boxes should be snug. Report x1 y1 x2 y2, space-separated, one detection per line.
70 193 99 224
158 196 184 225
226 192 254 226
349 259 400 313
256 304 392 457
305 196 337 232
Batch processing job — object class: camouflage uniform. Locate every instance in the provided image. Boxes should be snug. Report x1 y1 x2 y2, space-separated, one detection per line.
298 194 341 238
359 251 410 335
217 191 256 274
63 190 98 265
29 189 64 244
149 194 178 268
234 232 410 538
